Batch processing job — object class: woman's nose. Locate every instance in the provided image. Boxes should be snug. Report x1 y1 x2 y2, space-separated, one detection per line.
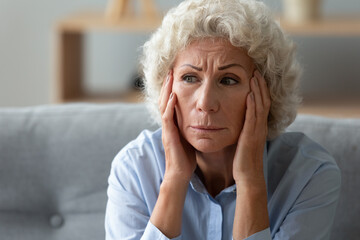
196 81 220 113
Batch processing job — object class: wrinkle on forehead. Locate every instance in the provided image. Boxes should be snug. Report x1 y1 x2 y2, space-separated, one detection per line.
173 38 255 75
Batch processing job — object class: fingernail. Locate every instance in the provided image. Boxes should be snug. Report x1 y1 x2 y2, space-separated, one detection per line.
254 77 258 86
250 92 254 100
170 92 173 99
166 75 170 83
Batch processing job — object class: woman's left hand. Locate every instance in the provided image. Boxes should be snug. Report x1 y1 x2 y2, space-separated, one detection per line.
232 70 271 239
232 70 271 186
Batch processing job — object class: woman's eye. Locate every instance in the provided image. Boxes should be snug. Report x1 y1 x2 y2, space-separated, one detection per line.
220 77 238 85
182 75 198 83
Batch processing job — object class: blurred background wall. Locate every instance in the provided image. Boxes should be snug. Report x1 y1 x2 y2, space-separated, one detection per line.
0 0 359 107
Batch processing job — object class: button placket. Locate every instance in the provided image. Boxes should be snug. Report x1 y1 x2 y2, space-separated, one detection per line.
208 199 223 239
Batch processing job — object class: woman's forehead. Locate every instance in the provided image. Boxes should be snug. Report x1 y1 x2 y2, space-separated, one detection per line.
173 39 254 70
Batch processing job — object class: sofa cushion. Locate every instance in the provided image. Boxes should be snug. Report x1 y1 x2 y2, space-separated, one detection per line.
0 103 157 240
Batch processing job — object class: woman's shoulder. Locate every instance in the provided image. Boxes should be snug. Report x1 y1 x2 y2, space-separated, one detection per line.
111 127 165 180
266 132 340 190
107 128 165 211
269 131 338 167
266 133 341 237
120 128 163 155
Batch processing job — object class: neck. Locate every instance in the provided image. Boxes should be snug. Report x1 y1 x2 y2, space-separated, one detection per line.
195 144 237 197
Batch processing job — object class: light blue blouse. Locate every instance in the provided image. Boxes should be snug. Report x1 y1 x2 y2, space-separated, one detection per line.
105 128 341 240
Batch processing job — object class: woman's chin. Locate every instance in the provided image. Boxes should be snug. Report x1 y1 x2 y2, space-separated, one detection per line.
190 139 228 153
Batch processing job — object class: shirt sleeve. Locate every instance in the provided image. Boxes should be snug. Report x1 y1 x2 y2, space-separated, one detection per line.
105 151 179 240
232 162 340 240
273 163 341 240
142 221 182 240
232 228 271 240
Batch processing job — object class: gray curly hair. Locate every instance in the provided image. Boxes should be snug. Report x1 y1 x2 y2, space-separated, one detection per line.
140 0 302 139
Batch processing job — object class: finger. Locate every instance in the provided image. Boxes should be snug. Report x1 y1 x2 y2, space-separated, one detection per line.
162 92 177 132
158 74 168 105
250 76 264 121
255 70 271 114
158 71 170 106
159 71 173 115
242 91 256 136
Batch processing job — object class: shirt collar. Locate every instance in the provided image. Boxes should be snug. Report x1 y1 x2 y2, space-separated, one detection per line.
189 173 208 194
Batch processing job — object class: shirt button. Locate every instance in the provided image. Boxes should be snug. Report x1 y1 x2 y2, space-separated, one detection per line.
49 214 64 228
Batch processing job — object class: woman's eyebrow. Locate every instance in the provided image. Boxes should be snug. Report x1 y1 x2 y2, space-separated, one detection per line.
218 63 245 70
180 64 202 71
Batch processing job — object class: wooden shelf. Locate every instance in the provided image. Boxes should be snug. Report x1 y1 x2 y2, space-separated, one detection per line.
57 11 162 33
55 10 161 103
54 10 360 118
279 15 360 36
60 89 145 103
298 97 360 118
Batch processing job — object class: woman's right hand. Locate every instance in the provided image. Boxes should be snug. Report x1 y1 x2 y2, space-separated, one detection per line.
159 70 197 184
149 71 197 238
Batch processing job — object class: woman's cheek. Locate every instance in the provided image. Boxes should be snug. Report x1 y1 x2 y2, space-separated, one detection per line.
172 81 184 129
171 77 184 96
173 83 194 137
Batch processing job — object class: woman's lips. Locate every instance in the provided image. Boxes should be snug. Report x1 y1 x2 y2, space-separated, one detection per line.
190 126 225 132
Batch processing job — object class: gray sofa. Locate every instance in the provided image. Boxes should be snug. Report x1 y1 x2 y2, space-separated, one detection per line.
0 103 359 240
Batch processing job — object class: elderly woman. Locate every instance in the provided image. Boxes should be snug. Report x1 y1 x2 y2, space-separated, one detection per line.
105 0 341 239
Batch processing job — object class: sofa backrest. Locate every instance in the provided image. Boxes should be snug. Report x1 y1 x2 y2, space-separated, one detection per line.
0 103 359 240
287 114 360 240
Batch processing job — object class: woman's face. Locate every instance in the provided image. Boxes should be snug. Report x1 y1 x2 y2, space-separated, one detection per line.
172 38 256 153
